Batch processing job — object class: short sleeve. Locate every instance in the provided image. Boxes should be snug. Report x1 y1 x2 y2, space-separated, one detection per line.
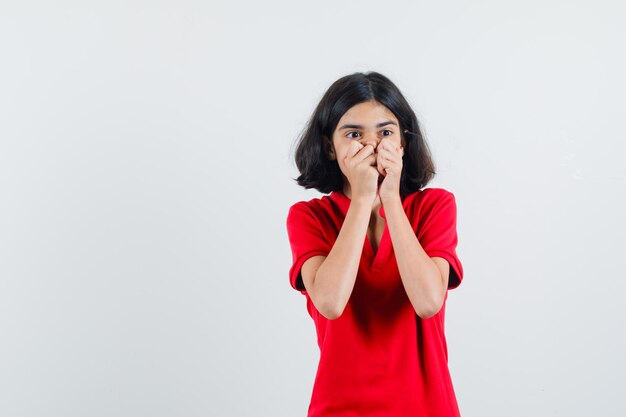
286 203 332 293
418 191 464 289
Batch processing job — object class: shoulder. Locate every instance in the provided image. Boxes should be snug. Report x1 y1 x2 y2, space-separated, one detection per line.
286 194 333 223
405 187 456 210
288 194 331 213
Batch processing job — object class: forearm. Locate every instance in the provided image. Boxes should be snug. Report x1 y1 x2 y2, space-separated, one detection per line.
314 198 371 319
383 196 445 318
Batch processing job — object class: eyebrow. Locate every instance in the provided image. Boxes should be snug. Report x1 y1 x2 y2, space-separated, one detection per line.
338 120 398 130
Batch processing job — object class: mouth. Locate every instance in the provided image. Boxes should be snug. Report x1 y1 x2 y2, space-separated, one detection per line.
378 174 384 184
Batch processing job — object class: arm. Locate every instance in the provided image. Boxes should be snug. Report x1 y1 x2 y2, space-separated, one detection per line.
301 198 372 320
382 196 449 319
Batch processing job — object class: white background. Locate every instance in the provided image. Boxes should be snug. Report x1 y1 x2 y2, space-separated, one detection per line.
1 1 625 416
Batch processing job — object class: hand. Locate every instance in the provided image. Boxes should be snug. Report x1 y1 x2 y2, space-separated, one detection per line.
376 138 404 202
343 142 379 204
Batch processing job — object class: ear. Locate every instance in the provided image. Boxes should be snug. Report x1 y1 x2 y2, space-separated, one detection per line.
322 135 336 160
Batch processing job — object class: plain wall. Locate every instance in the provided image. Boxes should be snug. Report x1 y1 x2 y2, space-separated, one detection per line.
1 1 625 416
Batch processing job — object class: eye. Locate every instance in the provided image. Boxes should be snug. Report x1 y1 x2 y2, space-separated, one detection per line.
381 129 394 136
346 131 361 139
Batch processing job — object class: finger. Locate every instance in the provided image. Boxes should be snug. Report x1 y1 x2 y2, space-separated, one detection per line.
376 150 385 176
380 138 395 151
352 144 376 164
377 148 398 163
377 150 401 174
364 153 377 166
344 141 364 161
381 140 402 156
382 146 404 161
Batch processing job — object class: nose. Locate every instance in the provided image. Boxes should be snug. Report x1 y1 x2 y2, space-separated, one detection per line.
360 132 380 151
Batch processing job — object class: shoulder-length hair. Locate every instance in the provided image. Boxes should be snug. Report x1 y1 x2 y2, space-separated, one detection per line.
292 71 436 196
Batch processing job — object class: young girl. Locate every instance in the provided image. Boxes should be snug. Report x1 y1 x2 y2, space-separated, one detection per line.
286 71 464 417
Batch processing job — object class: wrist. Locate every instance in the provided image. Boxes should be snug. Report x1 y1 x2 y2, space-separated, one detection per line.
381 194 402 206
351 196 374 210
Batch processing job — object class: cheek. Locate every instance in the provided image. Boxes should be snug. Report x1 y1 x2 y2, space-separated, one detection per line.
335 143 352 162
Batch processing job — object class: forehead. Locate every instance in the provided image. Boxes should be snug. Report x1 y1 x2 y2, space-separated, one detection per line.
338 100 397 124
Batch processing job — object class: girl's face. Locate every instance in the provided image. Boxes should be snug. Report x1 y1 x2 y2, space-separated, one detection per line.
328 99 405 187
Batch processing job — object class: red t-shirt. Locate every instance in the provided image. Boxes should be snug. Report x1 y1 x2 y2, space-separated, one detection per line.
286 188 464 417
